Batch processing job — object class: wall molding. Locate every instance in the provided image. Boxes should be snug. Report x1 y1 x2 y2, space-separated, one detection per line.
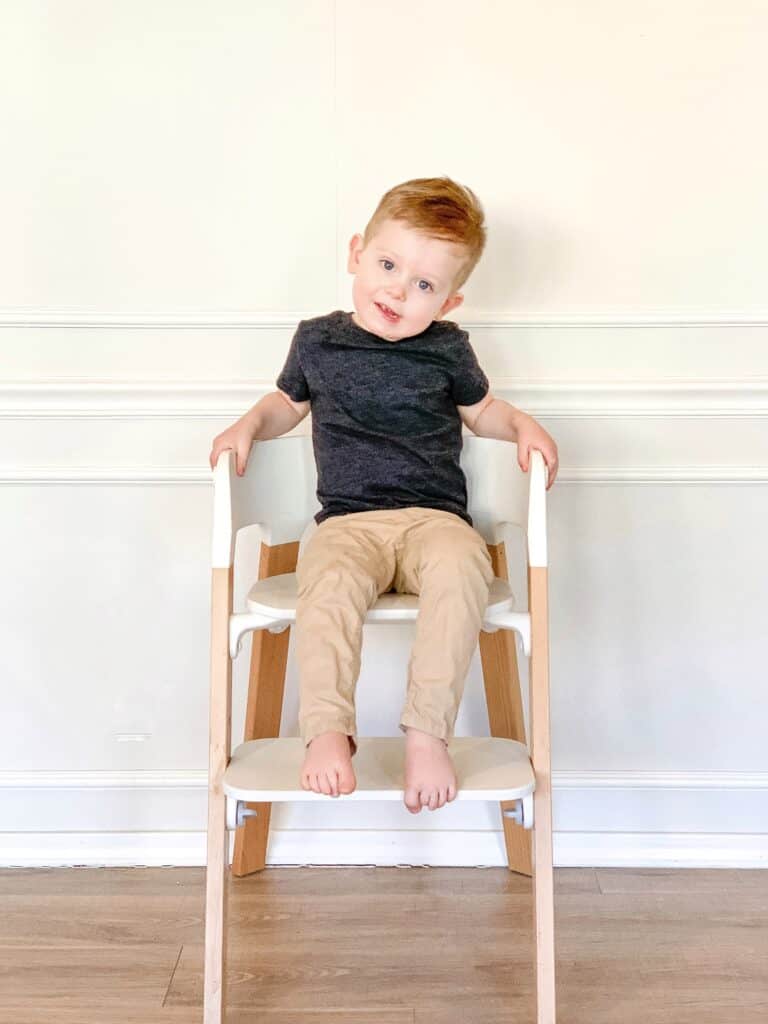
2 310 768 328
2 768 766 868
1 466 767 485
3 378 768 418
1 829 766 869
4 767 766 790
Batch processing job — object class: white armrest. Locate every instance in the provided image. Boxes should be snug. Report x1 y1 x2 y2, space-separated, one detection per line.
527 449 548 568
211 449 235 569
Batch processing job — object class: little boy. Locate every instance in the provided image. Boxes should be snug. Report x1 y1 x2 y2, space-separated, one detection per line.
209 177 558 814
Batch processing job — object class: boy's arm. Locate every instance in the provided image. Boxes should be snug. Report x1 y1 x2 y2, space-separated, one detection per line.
458 393 559 488
457 392 516 438
247 389 310 440
209 389 310 474
271 389 311 433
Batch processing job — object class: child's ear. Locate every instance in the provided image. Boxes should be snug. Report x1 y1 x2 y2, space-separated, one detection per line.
439 293 464 318
347 233 364 273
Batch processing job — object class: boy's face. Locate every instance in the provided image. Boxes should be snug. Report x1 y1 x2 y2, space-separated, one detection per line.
347 218 466 342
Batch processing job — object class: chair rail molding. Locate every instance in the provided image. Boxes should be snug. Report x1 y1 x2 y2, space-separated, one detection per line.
1 465 767 485
2 379 768 419
2 309 768 328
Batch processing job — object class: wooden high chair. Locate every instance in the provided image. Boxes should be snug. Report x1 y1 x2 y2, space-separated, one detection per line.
205 434 556 1023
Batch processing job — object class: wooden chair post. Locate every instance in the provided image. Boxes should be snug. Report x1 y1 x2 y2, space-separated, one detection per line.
529 562 556 1023
479 540 533 877
232 539 299 876
204 565 233 1024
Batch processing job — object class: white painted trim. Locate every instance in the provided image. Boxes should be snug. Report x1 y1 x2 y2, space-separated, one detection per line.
4 767 765 790
4 770 766 867
2 466 767 485
555 770 768 789
2 378 768 418
2 309 768 328
554 832 768 869
0 467 208 484
0 381 269 418
0 770 209 789
1 829 766 869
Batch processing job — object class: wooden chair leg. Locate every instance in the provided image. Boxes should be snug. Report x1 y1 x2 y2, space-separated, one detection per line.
479 541 532 876
529 564 556 1023
231 539 299 877
204 566 233 1024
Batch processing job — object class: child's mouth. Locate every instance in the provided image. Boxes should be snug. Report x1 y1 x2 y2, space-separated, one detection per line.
375 302 401 323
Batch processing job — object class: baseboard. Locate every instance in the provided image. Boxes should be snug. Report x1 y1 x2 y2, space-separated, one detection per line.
4 768 767 869
1 829 766 869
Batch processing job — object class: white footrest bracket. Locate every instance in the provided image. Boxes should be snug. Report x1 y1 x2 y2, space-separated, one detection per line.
227 791 533 831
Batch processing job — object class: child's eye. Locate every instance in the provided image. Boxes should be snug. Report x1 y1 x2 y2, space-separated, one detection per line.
380 259 394 271
418 280 433 292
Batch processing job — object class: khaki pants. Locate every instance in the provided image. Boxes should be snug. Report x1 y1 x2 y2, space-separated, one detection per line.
295 507 495 755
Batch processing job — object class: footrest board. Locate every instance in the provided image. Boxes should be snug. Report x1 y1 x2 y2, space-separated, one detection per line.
223 736 535 802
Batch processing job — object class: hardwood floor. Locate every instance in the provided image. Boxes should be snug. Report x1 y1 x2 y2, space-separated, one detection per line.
1 866 766 1023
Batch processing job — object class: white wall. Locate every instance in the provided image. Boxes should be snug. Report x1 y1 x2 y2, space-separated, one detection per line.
1 0 766 868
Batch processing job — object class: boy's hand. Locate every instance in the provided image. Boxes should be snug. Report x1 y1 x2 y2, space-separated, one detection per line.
514 411 559 489
209 415 257 476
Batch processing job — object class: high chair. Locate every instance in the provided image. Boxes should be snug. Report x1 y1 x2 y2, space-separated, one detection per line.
205 434 555 1023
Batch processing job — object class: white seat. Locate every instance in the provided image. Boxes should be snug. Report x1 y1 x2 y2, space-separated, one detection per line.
237 571 532 656
246 569 516 619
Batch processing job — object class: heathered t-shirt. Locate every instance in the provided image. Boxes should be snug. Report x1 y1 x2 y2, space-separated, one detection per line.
275 309 489 527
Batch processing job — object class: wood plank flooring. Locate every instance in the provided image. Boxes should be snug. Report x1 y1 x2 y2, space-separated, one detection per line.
0 866 766 1023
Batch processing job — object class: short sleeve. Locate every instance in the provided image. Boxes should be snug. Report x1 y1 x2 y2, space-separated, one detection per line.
450 329 489 406
275 322 310 402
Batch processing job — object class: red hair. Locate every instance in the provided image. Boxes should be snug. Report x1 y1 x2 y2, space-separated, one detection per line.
363 176 486 290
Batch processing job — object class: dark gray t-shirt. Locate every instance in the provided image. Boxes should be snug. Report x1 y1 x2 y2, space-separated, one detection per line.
276 309 489 527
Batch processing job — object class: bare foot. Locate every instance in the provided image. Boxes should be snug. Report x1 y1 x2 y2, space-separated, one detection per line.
403 727 458 813
300 731 356 797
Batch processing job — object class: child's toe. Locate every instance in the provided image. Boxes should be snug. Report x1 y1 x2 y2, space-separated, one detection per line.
404 784 423 813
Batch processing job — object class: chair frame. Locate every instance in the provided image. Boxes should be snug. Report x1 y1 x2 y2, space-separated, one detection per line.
204 436 556 1023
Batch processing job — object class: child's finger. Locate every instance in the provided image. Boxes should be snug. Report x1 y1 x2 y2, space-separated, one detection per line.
211 444 232 472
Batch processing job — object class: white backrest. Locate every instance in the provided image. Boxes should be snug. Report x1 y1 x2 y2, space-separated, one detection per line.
211 434 547 569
